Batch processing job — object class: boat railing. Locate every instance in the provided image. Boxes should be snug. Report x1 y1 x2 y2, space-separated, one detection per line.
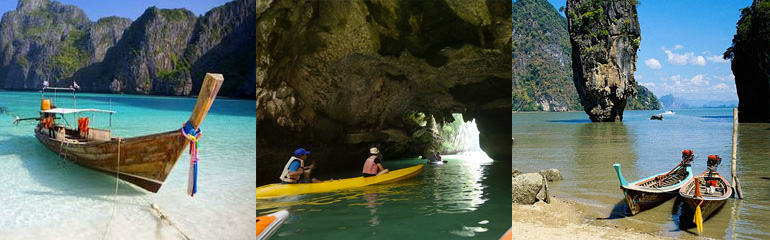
42 86 77 110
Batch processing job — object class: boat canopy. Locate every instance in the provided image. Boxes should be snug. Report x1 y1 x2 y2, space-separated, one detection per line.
40 108 115 115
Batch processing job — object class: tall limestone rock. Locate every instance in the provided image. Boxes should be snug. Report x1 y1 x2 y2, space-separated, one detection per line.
725 0 770 122
565 0 641 121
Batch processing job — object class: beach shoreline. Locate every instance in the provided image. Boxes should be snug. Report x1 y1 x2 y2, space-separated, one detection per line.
511 197 679 240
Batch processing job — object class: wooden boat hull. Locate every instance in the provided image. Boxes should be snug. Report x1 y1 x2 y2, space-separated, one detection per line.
256 164 424 198
680 194 726 221
678 170 731 220
621 186 678 215
614 164 693 215
32 73 224 193
35 128 186 192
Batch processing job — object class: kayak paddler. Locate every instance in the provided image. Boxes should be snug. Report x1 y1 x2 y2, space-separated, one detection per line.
362 147 389 177
427 149 438 163
279 148 320 183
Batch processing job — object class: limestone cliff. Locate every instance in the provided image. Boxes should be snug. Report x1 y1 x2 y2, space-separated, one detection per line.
565 0 641 121
256 0 512 184
87 7 197 95
0 0 91 88
512 0 579 112
0 0 256 98
725 0 770 122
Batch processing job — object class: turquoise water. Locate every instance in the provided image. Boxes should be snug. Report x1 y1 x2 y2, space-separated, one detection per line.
513 109 770 239
0 91 256 239
256 153 511 239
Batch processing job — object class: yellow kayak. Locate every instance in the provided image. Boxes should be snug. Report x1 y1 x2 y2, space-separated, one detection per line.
256 164 424 198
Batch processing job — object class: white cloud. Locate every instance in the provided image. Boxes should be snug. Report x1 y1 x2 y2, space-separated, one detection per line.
693 56 706 66
664 50 689 65
706 55 729 63
663 49 707 66
668 75 681 82
644 58 662 69
652 74 737 102
712 83 729 90
673 44 684 50
689 74 709 86
641 82 655 87
714 74 735 82
636 74 643 80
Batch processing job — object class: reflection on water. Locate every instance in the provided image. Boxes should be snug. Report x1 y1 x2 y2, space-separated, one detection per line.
513 109 770 239
256 154 508 239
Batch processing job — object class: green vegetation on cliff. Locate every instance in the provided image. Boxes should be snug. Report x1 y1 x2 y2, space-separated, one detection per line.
512 0 579 111
512 0 657 112
724 0 770 122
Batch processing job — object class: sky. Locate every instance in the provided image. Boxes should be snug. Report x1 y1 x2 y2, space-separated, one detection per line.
0 0 232 21
546 0 751 105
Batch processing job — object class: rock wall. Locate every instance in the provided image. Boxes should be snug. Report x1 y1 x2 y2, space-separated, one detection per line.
0 0 92 88
256 0 511 184
512 0 579 112
725 0 770 122
0 0 256 98
565 0 641 121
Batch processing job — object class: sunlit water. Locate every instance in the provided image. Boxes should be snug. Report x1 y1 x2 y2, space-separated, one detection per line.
0 91 256 239
256 153 511 239
513 109 770 239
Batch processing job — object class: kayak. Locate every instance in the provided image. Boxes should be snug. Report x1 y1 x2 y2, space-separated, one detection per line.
257 210 289 239
427 160 447 164
256 164 424 198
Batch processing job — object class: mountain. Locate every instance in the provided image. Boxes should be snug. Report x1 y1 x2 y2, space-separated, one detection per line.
659 94 685 109
512 0 657 113
0 0 256 98
0 0 130 89
512 0 578 111
628 84 661 110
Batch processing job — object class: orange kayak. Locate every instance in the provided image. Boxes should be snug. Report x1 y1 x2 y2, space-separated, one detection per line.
500 227 512 240
257 210 289 239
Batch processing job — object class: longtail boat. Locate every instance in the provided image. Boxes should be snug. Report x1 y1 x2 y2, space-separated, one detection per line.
612 150 694 215
679 155 731 233
26 73 223 193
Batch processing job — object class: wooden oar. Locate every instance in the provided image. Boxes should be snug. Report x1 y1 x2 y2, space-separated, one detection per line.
694 177 703 234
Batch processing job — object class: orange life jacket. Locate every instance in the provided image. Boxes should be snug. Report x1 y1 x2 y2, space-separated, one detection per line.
362 155 379 175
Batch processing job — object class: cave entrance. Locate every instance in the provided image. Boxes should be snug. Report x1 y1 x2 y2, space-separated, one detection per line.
437 113 487 159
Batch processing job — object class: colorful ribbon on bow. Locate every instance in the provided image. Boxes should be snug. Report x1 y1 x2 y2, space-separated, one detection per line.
181 121 201 197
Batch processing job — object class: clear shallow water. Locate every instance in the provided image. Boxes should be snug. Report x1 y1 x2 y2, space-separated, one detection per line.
256 153 511 239
0 91 256 239
513 109 770 239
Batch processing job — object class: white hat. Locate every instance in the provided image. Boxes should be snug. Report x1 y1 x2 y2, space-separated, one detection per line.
370 147 379 154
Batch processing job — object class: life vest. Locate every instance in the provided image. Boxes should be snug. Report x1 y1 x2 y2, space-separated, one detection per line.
42 116 54 129
362 155 379 175
279 156 304 183
78 117 89 137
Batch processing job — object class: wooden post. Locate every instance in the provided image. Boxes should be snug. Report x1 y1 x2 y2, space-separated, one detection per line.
731 108 744 199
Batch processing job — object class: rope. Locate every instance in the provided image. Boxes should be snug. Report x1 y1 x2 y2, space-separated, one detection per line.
181 121 201 197
102 137 121 240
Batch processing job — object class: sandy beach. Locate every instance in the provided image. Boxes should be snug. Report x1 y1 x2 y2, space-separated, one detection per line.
511 197 674 240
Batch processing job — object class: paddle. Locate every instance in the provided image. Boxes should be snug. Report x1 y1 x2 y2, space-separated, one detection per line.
694 177 704 234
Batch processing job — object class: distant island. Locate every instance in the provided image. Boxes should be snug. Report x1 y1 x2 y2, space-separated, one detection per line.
0 0 255 98
659 94 737 109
